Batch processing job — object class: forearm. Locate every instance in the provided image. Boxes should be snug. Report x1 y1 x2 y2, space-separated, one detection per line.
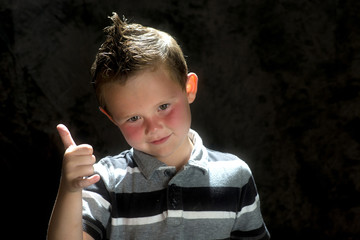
47 183 83 240
48 124 99 240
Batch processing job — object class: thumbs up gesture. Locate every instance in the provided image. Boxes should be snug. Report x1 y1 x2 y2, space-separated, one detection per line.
57 124 100 192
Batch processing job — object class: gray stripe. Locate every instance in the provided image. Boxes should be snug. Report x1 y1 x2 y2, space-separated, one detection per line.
95 153 252 194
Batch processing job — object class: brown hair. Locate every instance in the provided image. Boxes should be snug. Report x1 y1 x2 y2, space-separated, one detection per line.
91 12 188 109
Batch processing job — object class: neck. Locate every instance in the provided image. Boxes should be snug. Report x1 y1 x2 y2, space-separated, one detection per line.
159 137 194 171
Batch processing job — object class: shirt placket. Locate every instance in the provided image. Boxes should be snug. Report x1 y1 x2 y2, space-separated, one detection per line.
166 182 183 226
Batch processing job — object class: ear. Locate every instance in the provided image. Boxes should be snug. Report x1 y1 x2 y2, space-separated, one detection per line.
99 107 117 125
186 73 198 103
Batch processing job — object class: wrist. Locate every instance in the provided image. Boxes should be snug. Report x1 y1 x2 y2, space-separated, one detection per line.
58 178 83 195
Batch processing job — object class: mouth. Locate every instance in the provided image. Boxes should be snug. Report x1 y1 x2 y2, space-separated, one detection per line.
150 134 171 145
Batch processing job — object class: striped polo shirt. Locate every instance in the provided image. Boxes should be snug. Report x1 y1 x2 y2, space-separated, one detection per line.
82 130 270 239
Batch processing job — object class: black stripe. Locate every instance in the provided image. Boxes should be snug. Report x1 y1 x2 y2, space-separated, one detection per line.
111 188 168 218
110 187 241 218
238 176 258 211
85 174 258 219
84 177 111 204
230 224 269 239
83 215 107 240
109 180 258 218
182 187 240 212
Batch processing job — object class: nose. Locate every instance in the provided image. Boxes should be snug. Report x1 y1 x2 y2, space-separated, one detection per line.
145 116 163 135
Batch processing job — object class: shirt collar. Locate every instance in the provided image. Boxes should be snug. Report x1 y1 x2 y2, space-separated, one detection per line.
132 129 209 179
132 149 168 179
186 129 209 174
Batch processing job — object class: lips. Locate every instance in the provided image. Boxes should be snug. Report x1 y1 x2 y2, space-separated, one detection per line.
150 134 171 145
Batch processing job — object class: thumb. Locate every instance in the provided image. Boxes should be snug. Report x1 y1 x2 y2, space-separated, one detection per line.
57 124 77 149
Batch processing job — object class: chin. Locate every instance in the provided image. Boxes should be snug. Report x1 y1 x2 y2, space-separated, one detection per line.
150 148 176 159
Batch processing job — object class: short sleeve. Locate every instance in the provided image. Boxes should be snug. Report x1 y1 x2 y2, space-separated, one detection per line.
230 175 270 240
82 162 112 240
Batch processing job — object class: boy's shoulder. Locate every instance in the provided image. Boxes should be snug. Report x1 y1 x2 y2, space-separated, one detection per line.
96 149 135 169
205 148 253 175
92 150 137 186
206 148 241 162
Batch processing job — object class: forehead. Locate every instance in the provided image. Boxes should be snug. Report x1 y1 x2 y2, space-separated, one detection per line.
103 65 185 117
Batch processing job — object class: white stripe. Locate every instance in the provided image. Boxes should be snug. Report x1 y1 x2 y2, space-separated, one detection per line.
183 211 236 219
82 190 111 209
126 166 141 174
168 210 183 218
114 166 141 176
112 211 168 226
237 194 259 218
111 210 237 226
85 192 259 226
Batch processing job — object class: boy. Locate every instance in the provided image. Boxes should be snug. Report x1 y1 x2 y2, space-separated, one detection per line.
48 12 270 240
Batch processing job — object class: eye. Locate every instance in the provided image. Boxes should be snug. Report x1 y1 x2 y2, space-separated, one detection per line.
158 104 170 111
127 116 141 123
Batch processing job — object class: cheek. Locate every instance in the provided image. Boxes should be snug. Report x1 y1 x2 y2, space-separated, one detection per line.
165 101 191 129
119 124 144 145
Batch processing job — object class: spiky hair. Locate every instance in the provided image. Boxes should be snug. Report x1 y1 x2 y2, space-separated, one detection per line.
91 12 188 108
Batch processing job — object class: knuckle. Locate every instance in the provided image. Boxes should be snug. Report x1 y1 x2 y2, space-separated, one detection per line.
91 155 96 164
76 179 85 189
77 165 94 178
64 146 80 158
79 144 93 154
78 177 93 189
87 165 95 175
62 157 74 169
64 146 74 156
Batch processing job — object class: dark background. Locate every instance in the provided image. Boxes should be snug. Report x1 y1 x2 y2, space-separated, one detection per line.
1 0 359 239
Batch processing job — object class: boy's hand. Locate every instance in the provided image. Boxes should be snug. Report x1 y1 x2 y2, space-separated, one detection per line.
57 124 100 193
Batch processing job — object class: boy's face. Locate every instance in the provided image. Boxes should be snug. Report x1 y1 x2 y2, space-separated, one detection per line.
102 65 197 165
